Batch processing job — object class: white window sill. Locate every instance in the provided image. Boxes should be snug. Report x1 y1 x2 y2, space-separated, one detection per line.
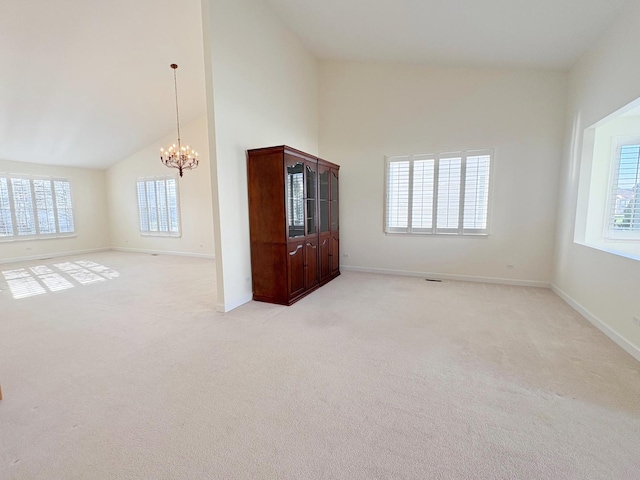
140 233 182 238
385 232 489 238
574 239 640 262
0 234 77 243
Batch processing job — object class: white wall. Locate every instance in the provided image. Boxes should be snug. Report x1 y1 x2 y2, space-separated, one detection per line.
554 1 640 358
0 159 109 262
202 0 319 311
319 61 567 285
106 116 214 257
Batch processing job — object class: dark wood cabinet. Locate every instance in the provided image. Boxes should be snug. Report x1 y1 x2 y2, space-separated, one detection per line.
248 146 340 305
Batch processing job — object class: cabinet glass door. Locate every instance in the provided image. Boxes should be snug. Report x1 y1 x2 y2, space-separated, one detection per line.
319 168 330 233
305 163 317 235
330 169 339 231
287 162 304 238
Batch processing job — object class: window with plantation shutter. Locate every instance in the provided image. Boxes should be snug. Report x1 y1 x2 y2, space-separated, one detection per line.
0 174 75 241
607 140 640 238
385 150 492 235
136 176 181 237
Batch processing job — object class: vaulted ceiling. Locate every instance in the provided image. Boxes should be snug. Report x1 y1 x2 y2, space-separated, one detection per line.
264 0 630 68
0 0 206 169
0 0 631 169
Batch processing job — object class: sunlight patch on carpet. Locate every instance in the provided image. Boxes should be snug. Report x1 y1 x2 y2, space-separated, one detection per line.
1 260 120 299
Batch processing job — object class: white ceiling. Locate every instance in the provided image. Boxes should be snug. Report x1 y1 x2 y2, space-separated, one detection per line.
265 0 630 69
0 0 206 169
0 0 631 169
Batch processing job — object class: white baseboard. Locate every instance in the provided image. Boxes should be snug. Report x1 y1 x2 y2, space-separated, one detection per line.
111 247 215 260
217 292 253 313
551 284 640 363
340 265 549 288
0 247 111 265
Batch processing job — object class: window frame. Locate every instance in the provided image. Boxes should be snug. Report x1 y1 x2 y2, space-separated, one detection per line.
604 136 640 241
136 175 182 238
384 149 493 236
0 173 76 242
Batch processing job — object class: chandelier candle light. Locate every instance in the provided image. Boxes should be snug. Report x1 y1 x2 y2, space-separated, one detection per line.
160 63 199 177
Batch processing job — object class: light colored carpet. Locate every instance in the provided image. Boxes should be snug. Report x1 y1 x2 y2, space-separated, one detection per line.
0 251 639 479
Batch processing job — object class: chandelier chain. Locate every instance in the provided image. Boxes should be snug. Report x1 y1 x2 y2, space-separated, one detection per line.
173 66 181 148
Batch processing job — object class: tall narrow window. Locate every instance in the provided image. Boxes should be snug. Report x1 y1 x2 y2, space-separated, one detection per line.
608 142 640 237
136 176 181 237
0 175 75 240
385 150 492 235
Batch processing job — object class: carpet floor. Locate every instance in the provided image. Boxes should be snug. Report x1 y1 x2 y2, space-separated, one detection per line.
0 251 639 479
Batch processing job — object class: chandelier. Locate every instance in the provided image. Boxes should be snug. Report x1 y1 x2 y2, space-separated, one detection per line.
160 63 199 177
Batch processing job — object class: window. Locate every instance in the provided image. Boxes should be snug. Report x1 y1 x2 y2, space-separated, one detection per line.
0 174 75 241
385 150 492 235
607 139 640 238
136 176 181 236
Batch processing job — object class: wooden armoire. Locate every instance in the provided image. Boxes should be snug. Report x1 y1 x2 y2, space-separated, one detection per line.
247 145 340 305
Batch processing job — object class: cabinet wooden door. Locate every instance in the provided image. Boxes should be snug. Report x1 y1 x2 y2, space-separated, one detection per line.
319 233 331 282
287 241 305 297
330 233 340 275
304 238 319 289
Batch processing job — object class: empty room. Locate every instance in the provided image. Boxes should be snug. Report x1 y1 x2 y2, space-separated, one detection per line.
1 0 640 479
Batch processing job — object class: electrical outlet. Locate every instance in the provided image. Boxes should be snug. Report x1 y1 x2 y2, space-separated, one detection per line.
633 316 640 327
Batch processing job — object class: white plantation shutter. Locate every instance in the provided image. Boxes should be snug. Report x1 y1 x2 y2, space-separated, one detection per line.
436 157 462 232
11 178 36 236
608 143 640 236
166 178 179 233
463 154 491 232
385 150 492 235
137 181 149 232
385 157 410 232
0 175 75 240
147 180 158 231
136 176 181 236
34 179 57 234
0 178 13 237
54 180 74 233
156 180 169 232
411 156 435 231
